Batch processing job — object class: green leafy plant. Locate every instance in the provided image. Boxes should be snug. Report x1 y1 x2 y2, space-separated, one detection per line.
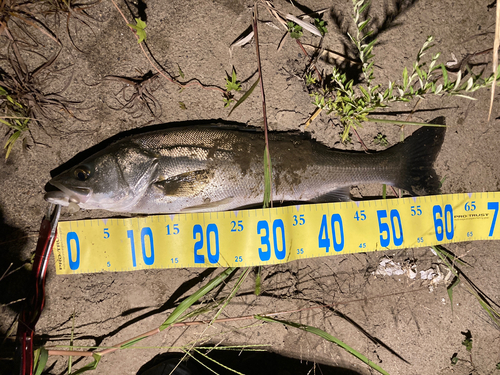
450 330 476 369
373 133 388 146
223 69 242 107
287 21 303 39
461 330 473 352
127 18 147 43
222 97 233 107
305 72 317 85
311 0 500 142
314 18 327 36
1 44 81 159
225 70 242 92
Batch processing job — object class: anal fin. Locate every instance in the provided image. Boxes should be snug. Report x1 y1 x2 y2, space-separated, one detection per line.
309 187 351 203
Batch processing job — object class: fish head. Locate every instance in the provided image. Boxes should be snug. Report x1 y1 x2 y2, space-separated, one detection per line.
44 144 158 211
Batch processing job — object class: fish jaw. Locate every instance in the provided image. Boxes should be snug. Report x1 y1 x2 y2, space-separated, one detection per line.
44 179 92 207
44 180 136 211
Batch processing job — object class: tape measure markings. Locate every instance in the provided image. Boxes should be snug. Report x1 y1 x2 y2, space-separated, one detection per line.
53 193 500 274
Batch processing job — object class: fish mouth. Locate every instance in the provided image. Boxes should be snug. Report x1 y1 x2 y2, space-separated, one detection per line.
44 181 92 206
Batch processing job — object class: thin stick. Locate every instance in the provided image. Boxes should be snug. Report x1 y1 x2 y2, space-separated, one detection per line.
0 116 39 121
304 107 322 128
352 128 368 152
98 327 160 356
253 3 273 207
295 39 322 83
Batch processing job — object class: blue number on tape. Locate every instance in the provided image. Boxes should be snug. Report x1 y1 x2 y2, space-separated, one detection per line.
257 220 287 261
231 220 244 232
464 201 476 212
127 230 137 267
207 224 220 264
317 214 344 253
272 219 286 260
128 228 155 267
433 204 454 241
390 210 403 246
354 210 366 221
140 227 155 266
488 202 499 237
257 220 271 261
193 225 204 264
292 214 305 226
166 224 179 235
411 205 422 216
377 210 390 247
331 214 344 252
377 209 404 247
66 232 80 270
318 215 330 253
193 224 220 264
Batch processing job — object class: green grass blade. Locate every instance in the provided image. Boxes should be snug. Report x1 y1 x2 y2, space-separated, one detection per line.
33 347 48 375
478 298 500 326
211 268 251 322
5 130 22 159
228 77 260 117
120 336 149 349
190 348 246 375
433 246 467 267
432 246 459 278
255 316 389 375
366 117 446 127
255 266 261 296
181 349 220 375
263 146 272 208
160 268 236 331
178 302 220 322
70 353 101 375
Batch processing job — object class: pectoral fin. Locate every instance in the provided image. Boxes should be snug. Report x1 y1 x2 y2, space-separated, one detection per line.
154 170 214 197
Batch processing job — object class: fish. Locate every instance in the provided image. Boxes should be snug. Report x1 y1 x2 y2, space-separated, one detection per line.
44 118 446 214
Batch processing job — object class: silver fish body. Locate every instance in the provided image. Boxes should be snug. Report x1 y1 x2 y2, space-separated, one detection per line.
44 119 445 213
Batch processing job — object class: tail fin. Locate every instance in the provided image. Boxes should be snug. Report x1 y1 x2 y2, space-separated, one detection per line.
390 117 446 195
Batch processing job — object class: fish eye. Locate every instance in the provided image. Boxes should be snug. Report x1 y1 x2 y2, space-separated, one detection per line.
74 166 92 181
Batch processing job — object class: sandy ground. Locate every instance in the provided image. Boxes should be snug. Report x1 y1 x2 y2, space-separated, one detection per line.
1 0 500 374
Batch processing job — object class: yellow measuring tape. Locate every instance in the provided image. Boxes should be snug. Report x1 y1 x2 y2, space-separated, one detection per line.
53 192 500 274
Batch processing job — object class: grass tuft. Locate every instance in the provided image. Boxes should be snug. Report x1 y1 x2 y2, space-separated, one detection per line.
255 315 390 375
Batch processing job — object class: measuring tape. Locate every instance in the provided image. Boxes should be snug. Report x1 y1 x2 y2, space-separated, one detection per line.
52 192 499 275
